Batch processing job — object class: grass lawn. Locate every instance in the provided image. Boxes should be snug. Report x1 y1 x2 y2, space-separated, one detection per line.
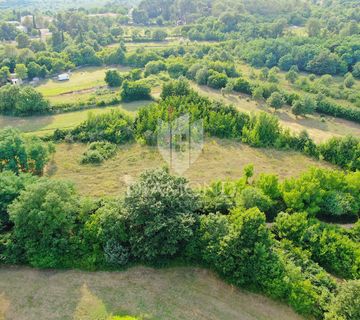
36 66 131 98
0 266 303 320
192 83 360 143
46 139 333 197
0 101 150 136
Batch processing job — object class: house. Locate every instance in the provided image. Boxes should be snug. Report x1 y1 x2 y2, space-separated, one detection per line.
58 73 70 81
11 78 22 85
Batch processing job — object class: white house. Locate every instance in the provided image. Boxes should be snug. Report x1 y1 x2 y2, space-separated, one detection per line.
11 78 22 85
58 73 70 81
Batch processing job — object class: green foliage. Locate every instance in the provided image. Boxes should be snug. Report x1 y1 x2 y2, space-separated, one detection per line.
81 142 117 165
69 110 134 144
0 171 37 232
160 78 190 99
105 70 123 87
242 112 281 147
0 128 54 175
325 280 360 320
120 80 151 102
267 92 284 110
8 179 79 267
144 60 166 77
207 72 228 89
124 169 199 262
274 212 360 279
0 85 50 116
292 95 316 116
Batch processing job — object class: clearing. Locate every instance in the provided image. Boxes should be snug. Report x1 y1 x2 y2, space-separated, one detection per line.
46 139 333 197
0 101 149 135
0 266 303 320
192 83 360 143
35 66 131 104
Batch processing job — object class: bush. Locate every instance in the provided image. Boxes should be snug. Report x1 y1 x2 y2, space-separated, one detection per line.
120 80 151 102
80 142 117 165
0 128 54 175
267 92 284 110
8 179 79 267
105 70 124 87
70 110 134 144
160 78 190 99
274 212 360 279
325 280 360 320
232 78 252 95
0 85 50 116
0 171 37 232
124 168 199 262
144 60 166 76
207 72 228 89
242 112 281 147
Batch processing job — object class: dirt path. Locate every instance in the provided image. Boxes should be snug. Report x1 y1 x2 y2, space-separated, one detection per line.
0 266 303 320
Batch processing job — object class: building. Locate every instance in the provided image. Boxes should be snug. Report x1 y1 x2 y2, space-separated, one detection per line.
11 78 22 85
39 28 52 42
58 73 70 81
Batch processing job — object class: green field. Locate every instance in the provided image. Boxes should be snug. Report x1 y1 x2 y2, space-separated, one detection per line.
36 66 131 104
0 101 149 135
0 266 303 320
46 139 333 197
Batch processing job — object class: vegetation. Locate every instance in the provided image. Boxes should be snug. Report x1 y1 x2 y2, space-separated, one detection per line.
0 1 360 319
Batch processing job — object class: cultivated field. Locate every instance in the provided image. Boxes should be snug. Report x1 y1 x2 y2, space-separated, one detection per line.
46 139 333 197
0 266 303 320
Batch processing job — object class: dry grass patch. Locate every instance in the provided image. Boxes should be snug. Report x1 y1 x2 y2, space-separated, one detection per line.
46 139 332 197
192 83 360 143
0 266 304 320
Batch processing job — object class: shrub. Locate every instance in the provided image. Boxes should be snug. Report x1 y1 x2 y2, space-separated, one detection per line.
144 60 166 76
242 112 281 147
8 179 79 267
124 168 199 262
0 128 54 175
267 92 285 110
120 80 151 102
160 78 190 99
207 72 228 89
105 70 124 87
232 78 252 95
104 240 130 266
81 142 117 165
70 110 134 144
325 280 360 320
0 171 37 232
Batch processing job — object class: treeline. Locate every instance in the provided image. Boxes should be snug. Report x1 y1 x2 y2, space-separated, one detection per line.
238 35 360 76
201 166 360 222
49 80 360 172
0 166 359 319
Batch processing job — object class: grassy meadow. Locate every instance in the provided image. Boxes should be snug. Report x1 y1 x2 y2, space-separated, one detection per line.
35 66 131 104
46 139 333 197
0 266 303 320
0 101 149 136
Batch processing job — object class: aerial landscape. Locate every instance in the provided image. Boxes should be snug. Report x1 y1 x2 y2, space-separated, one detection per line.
0 0 359 319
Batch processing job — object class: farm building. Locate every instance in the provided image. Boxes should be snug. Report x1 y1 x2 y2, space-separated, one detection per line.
58 73 70 81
